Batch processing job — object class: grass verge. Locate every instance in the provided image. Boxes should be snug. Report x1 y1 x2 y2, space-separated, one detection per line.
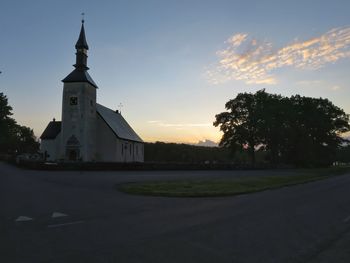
117 166 350 197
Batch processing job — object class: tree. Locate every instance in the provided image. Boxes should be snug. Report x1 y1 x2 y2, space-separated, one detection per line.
214 91 264 165
250 90 287 164
14 125 40 153
214 90 350 167
286 95 349 166
0 92 17 152
0 92 39 154
336 143 350 163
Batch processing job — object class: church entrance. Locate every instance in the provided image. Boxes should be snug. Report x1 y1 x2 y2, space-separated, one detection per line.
68 149 78 161
66 135 81 162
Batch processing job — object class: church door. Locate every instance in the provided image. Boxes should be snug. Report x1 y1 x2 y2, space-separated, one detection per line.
66 135 81 161
68 150 78 161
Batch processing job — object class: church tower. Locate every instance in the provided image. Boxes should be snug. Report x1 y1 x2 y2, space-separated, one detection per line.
60 20 98 161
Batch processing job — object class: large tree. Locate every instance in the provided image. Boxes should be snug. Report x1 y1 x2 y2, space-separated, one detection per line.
214 91 264 165
0 92 39 154
214 90 350 167
286 95 349 166
0 93 17 152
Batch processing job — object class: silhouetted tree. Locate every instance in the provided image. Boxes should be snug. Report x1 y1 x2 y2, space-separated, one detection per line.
336 144 350 163
214 90 350 167
144 142 232 163
0 93 17 152
286 95 349 166
251 90 288 164
0 92 39 154
214 91 266 165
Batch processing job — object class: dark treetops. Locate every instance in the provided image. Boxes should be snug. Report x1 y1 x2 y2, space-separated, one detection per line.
214 90 350 167
0 92 39 154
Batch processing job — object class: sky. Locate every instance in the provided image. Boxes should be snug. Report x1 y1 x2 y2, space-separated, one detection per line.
1 0 350 144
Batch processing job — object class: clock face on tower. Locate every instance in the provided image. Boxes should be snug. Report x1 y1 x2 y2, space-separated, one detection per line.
70 97 78 105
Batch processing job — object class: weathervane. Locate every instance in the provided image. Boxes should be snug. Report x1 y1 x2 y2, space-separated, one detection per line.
81 12 85 23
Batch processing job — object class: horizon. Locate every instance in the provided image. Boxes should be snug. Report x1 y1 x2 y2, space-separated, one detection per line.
1 0 350 144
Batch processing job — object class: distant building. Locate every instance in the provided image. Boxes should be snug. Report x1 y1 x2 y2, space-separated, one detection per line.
40 20 144 162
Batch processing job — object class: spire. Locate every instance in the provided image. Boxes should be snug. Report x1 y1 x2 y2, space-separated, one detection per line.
75 20 89 50
74 19 89 71
62 18 98 89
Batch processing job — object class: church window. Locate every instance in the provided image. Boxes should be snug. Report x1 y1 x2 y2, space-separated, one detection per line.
70 97 78 105
130 145 132 155
90 100 93 106
121 144 124 155
66 135 80 146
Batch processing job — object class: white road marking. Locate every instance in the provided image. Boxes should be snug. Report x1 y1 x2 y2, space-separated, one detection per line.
52 212 68 218
343 215 350 223
47 221 84 228
15 216 33 222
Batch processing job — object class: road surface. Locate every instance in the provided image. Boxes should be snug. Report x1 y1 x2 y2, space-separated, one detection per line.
1 162 350 262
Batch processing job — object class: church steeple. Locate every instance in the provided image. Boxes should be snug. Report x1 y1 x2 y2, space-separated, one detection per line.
75 20 89 50
74 20 89 71
62 19 98 88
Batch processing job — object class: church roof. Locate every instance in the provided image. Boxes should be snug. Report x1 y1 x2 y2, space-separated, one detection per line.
97 104 143 143
62 69 98 89
40 121 61 140
75 22 89 50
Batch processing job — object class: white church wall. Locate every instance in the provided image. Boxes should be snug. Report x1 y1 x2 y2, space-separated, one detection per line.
96 114 144 162
132 142 144 162
119 141 144 163
96 114 118 162
134 142 144 162
41 135 61 162
117 138 126 162
126 141 133 163
61 82 97 162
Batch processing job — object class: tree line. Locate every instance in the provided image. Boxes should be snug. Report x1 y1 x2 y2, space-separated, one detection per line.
144 141 350 166
0 93 39 154
144 142 232 163
214 90 350 167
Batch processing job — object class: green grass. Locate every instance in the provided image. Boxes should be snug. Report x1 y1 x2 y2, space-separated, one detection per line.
117 166 350 197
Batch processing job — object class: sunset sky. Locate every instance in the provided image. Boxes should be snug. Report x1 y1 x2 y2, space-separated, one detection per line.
1 0 350 144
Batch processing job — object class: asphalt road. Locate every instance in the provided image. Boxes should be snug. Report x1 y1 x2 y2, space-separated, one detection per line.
1 162 350 263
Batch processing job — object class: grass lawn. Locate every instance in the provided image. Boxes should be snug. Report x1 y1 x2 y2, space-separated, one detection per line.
117 166 350 197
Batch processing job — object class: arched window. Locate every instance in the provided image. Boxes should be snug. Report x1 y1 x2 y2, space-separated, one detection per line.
67 135 80 146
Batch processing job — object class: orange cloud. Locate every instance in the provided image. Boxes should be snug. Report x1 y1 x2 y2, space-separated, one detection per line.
208 27 350 85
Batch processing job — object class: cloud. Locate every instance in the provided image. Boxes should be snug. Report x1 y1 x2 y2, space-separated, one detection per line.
331 85 341 91
194 139 218 147
147 121 211 128
207 27 350 85
147 120 162 124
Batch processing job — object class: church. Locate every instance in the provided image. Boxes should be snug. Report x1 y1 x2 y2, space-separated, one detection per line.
40 20 144 163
